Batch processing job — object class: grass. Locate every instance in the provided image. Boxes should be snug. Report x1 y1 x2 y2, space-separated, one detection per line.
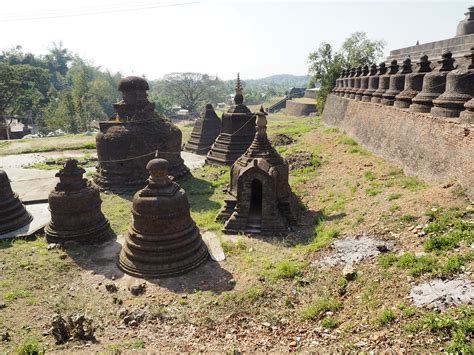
379 252 439 277
300 218 340 252
14 338 45 355
263 259 306 280
423 207 474 253
387 192 402 201
108 339 146 352
338 135 358 146
300 297 342 321
320 316 338 329
0 137 96 156
374 308 396 326
24 156 96 170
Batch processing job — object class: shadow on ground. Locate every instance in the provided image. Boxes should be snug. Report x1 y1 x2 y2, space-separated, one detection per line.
64 233 234 295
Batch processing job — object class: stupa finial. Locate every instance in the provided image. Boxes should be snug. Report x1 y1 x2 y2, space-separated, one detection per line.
256 106 268 136
234 73 244 105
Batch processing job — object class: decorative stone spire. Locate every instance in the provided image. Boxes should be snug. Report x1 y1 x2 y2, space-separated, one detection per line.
55 159 87 191
256 106 268 136
400 57 413 74
439 50 455 71
467 47 474 69
388 60 399 74
377 62 387 75
234 73 244 105
369 63 377 76
416 54 432 73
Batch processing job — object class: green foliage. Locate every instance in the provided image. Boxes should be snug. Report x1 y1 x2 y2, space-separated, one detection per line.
400 214 417 223
303 218 340 252
268 259 305 280
387 193 402 201
308 32 385 110
374 308 396 326
14 338 44 355
423 208 474 252
378 252 439 277
321 316 338 329
338 135 358 146
300 297 341 320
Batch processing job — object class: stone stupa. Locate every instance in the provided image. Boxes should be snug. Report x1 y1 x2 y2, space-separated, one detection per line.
217 107 298 235
184 104 221 155
94 76 189 192
0 169 32 234
45 159 112 244
118 158 208 278
206 74 256 166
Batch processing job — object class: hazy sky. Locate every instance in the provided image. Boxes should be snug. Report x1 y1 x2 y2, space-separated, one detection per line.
0 0 471 80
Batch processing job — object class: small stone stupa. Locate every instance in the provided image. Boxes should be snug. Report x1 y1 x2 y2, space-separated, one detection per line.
394 54 432 108
355 65 370 101
45 159 112 244
349 66 363 99
372 60 399 103
217 107 297 235
0 170 32 234
362 62 386 102
118 158 208 278
344 68 356 97
431 47 474 117
206 74 256 166
94 76 189 192
382 57 413 106
411 51 456 113
184 104 221 155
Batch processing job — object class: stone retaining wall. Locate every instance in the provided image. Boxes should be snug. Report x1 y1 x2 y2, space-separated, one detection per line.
322 94 474 201
285 100 317 116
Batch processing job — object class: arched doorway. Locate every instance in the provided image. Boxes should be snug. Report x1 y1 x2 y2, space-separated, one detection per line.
246 179 263 232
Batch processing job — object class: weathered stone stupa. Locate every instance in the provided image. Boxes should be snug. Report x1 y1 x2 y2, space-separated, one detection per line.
372 60 399 103
460 97 474 123
333 69 346 95
338 69 349 96
355 65 370 101
217 108 297 235
94 76 189 192
344 68 356 97
0 170 32 234
118 158 208 278
45 159 112 244
382 57 412 106
184 104 221 155
411 51 456 113
431 48 474 117
206 74 256 166
362 62 386 102
349 66 363 99
456 6 474 36
394 55 432 108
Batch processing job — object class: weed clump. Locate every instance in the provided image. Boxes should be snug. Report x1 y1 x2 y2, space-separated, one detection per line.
300 297 341 320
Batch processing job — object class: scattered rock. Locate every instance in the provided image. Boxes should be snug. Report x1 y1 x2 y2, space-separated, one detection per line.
120 308 147 326
105 283 118 293
342 264 357 281
289 341 298 347
50 312 95 345
270 133 295 146
47 243 59 250
410 277 474 309
1 331 10 342
286 151 318 171
129 283 146 296
0 303 6 310
228 279 236 286
319 235 393 267
113 297 123 306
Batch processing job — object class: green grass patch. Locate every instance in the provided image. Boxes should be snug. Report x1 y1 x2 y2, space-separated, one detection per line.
320 316 338 329
387 193 402 201
347 146 368 154
266 259 306 280
300 297 342 320
338 135 358 146
378 252 439 277
363 171 376 181
374 308 396 326
301 218 340 252
400 214 418 223
3 288 32 301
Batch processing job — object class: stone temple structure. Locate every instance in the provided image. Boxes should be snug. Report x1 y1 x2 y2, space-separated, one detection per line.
118 158 208 278
45 159 112 244
411 51 456 113
388 7 474 63
0 170 32 234
355 65 370 101
206 74 256 166
184 104 221 155
94 76 189 192
382 57 412 106
394 55 432 108
349 66 363 99
217 108 298 235
431 47 474 117
344 68 356 98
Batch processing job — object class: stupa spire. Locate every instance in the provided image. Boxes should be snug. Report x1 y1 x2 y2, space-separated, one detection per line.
234 72 244 105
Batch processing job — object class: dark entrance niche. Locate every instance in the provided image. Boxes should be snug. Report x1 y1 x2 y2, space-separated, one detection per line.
247 179 263 231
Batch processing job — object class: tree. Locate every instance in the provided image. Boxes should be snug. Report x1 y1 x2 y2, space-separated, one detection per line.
158 72 225 113
0 63 49 117
308 32 385 111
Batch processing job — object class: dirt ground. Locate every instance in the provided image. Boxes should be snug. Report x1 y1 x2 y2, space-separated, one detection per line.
0 114 472 353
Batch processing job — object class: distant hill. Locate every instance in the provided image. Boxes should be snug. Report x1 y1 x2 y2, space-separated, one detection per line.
244 74 310 88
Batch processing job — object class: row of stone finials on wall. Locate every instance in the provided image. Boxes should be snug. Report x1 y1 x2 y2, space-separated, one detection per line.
331 49 474 123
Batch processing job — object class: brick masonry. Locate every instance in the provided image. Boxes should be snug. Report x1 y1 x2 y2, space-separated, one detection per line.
285 100 317 116
321 94 474 201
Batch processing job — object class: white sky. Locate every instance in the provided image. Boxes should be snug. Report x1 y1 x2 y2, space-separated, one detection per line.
0 0 471 80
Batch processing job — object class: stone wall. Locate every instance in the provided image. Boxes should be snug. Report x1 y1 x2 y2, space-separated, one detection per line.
321 94 474 201
285 100 317 116
387 33 474 63
304 90 317 99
